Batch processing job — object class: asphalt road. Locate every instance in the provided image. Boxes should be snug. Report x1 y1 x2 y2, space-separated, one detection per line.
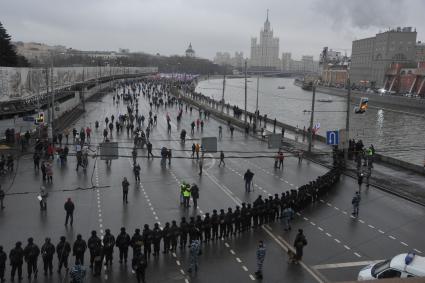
0 84 424 283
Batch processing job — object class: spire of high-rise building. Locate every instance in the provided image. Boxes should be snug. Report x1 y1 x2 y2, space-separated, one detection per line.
264 9 270 32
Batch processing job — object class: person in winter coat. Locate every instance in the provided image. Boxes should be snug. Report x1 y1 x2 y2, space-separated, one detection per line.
72 234 87 265
293 229 307 264
116 227 131 263
41 238 55 275
9 242 24 281
56 236 71 273
24 237 40 279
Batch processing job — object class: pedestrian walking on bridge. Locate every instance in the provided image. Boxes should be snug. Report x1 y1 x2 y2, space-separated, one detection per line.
64 198 75 226
218 151 225 167
293 229 307 264
352 192 361 217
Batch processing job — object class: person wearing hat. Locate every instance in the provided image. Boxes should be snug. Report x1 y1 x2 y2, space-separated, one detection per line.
56 236 71 273
87 231 101 269
116 227 130 264
130 229 143 258
24 237 40 279
293 229 307 264
41 238 55 275
9 241 24 281
103 229 115 266
72 234 87 265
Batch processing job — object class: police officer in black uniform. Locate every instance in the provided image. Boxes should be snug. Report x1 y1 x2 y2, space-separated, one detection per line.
88 231 101 269
179 217 189 249
152 223 162 257
142 225 152 259
170 221 179 252
211 210 219 241
116 227 131 263
24 238 40 279
103 229 115 266
41 238 55 275
72 234 87 265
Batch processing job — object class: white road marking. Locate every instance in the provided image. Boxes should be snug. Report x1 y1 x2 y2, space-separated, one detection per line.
368 224 375 229
342 211 348 215
230 249 236 255
334 239 341 244
326 203 332 207
358 219 365 224
354 252 362 258
242 265 248 271
400 241 408 247
414 249 422 254
378 230 385 234
303 217 309 221
225 243 230 248
310 221 316 226
344 245 351 250
389 235 396 240
236 257 242 263
318 227 324 231
313 260 383 270
185 279 189 283
326 233 332 237
249 275 256 280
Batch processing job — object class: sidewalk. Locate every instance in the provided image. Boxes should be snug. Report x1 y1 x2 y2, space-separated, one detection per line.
176 90 425 206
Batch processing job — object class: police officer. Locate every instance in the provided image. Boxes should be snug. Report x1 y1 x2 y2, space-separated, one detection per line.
87 231 101 269
211 210 219 241
72 234 87 265
169 221 179 252
56 236 71 273
225 208 234 237
132 251 147 283
179 218 189 249
162 222 171 254
131 229 143 258
142 225 152 259
116 227 131 263
234 206 242 235
41 238 55 275
152 223 162 257
92 244 104 277
0 246 6 283
219 209 226 239
203 213 212 243
24 237 40 279
9 242 24 281
103 229 115 266
188 217 197 244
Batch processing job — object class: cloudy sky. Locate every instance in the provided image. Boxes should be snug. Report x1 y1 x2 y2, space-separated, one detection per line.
1 0 424 60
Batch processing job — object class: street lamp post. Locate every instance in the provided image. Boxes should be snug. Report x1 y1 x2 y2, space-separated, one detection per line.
244 60 248 123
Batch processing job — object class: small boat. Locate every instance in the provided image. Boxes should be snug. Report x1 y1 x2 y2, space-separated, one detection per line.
277 86 286 89
318 97 333 103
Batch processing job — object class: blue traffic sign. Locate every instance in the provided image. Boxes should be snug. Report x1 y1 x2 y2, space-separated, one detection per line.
22 116 35 122
326 130 339 145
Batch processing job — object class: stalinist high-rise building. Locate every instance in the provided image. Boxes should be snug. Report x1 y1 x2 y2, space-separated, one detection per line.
250 11 280 70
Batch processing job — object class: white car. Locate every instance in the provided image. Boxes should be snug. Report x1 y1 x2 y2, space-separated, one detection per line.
358 253 425 280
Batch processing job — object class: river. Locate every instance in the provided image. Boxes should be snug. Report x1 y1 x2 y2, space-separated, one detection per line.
196 77 425 166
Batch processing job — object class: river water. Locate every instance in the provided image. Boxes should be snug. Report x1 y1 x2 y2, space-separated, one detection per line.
196 77 425 166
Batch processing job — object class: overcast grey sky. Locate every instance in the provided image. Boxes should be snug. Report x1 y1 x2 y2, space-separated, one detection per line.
1 0 425 60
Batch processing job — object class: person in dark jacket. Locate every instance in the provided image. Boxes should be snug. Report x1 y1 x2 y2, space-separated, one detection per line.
24 237 40 279
56 236 71 273
92 244 104 277
293 229 307 264
116 227 131 263
87 231 101 269
122 177 130 203
0 245 6 282
190 184 199 209
243 169 254 192
142 225 152 259
169 221 179 252
41 238 55 275
152 223 162 257
64 198 75 226
132 251 147 283
9 242 24 281
130 229 143 258
103 229 115 266
72 234 87 265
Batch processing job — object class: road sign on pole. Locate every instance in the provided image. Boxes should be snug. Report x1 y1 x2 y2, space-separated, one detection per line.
326 130 339 145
